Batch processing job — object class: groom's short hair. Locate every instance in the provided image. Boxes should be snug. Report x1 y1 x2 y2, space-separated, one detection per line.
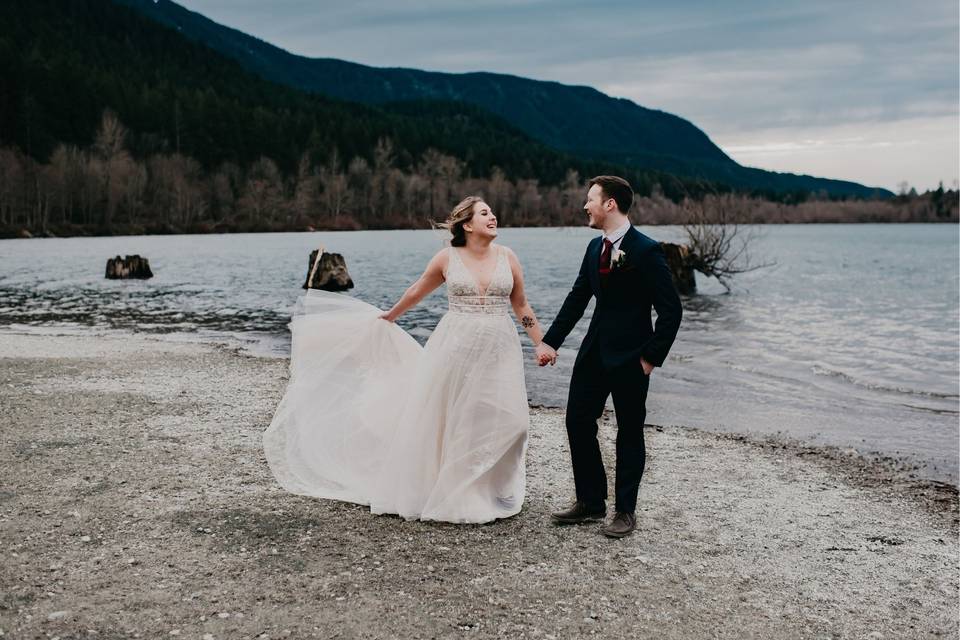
589 175 633 214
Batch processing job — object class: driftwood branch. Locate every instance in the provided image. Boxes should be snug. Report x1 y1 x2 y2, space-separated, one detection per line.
680 196 775 293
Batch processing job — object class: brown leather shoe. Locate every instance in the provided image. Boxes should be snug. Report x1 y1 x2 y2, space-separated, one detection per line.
551 501 606 524
601 512 636 538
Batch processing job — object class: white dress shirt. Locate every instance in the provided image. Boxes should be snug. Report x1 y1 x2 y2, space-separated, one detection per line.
602 220 632 252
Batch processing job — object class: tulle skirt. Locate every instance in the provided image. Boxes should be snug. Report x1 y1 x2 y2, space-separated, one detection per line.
263 290 529 523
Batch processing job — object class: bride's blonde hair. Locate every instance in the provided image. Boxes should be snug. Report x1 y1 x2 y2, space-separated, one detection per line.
435 196 484 247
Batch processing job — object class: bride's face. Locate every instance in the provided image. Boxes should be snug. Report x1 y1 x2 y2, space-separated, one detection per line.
464 202 498 239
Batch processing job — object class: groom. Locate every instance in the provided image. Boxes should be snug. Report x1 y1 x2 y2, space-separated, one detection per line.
536 175 682 538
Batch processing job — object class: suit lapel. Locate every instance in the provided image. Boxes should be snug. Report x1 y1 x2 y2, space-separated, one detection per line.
605 226 638 292
617 225 639 264
588 236 602 296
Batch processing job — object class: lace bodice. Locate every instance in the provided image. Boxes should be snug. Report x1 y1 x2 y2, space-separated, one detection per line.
445 246 513 314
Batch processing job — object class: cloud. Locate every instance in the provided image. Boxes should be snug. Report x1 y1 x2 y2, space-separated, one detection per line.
714 115 959 191
177 0 959 189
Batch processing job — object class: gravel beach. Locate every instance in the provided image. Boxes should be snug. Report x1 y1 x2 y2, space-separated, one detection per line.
1 332 957 639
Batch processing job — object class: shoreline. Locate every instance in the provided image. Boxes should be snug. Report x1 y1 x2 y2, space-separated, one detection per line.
3 219 959 241
4 323 956 487
1 332 957 638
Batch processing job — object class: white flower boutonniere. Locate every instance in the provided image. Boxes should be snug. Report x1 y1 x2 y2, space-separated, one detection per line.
611 249 627 269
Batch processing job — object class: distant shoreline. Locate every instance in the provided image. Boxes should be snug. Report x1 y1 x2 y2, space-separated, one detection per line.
4 218 959 240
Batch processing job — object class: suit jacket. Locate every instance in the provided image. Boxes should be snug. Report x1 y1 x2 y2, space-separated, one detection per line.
542 226 683 371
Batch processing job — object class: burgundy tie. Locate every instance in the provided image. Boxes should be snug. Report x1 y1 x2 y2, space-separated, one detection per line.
599 238 614 277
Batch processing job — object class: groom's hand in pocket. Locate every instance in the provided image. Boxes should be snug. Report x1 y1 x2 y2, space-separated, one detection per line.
640 357 655 376
535 343 557 366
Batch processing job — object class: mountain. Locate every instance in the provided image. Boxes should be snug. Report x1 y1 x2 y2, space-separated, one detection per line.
0 0 674 188
116 0 891 199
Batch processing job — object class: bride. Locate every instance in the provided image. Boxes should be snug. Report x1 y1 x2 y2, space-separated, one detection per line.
263 196 548 523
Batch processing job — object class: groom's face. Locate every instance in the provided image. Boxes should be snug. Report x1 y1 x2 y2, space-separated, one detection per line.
584 184 611 229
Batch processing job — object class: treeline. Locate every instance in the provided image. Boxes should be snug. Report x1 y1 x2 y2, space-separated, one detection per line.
1 112 954 238
638 190 958 225
0 112 594 236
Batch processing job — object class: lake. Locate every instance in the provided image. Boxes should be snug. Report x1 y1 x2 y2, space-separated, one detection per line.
1 224 957 483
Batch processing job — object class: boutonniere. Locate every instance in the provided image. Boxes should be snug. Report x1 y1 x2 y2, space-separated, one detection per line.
611 249 627 269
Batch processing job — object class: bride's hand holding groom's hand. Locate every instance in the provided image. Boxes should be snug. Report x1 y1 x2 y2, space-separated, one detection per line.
535 342 557 367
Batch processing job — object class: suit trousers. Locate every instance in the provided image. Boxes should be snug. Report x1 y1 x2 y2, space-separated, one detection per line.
564 347 649 513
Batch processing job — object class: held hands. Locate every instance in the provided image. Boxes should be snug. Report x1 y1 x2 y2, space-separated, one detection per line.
535 342 557 367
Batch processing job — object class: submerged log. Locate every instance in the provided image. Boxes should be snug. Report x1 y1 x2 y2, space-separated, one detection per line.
659 242 696 295
303 248 354 291
105 255 153 279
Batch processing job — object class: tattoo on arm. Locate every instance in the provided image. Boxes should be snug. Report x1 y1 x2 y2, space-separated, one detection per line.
521 316 536 329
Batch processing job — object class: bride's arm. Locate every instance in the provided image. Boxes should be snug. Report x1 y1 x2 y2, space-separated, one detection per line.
379 250 447 322
505 248 545 345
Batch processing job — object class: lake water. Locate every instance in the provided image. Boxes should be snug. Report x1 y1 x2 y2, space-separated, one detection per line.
1 224 957 483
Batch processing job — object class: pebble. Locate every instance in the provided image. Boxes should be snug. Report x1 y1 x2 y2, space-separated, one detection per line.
80 535 91 543
47 610 69 621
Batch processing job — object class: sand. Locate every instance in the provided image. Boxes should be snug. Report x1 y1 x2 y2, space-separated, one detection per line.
0 332 957 639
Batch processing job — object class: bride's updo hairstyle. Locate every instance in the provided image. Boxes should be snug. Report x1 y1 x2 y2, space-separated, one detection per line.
437 196 484 247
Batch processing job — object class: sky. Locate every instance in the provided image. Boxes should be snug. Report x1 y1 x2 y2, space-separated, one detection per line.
178 0 959 192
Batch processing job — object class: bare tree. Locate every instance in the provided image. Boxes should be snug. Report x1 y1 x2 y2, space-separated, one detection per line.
319 150 350 222
292 153 320 226
681 195 774 292
147 153 208 227
516 178 541 226
210 162 240 222
93 111 135 227
237 156 283 226
0 148 26 228
484 167 512 220
418 149 463 218
347 156 372 224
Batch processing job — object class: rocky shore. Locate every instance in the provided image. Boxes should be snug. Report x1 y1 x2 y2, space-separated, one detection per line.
1 333 956 639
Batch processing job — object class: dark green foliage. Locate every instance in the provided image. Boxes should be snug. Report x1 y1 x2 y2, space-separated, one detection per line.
0 0 679 191
1 0 917 239
114 0 891 199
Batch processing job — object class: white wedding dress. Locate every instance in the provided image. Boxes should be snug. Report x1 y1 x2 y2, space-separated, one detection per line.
263 245 529 523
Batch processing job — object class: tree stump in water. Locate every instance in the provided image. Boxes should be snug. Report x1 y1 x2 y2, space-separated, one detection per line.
659 242 696 295
303 249 354 291
105 255 153 279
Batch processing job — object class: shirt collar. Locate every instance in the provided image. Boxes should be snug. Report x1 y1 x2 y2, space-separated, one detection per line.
603 220 631 244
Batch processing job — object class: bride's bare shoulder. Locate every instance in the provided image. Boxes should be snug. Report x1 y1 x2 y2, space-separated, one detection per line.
498 244 521 265
425 247 451 276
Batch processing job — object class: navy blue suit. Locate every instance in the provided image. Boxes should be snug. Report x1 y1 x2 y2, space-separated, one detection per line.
542 226 682 512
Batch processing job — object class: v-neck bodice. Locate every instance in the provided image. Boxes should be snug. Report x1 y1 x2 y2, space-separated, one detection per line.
445 246 513 314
